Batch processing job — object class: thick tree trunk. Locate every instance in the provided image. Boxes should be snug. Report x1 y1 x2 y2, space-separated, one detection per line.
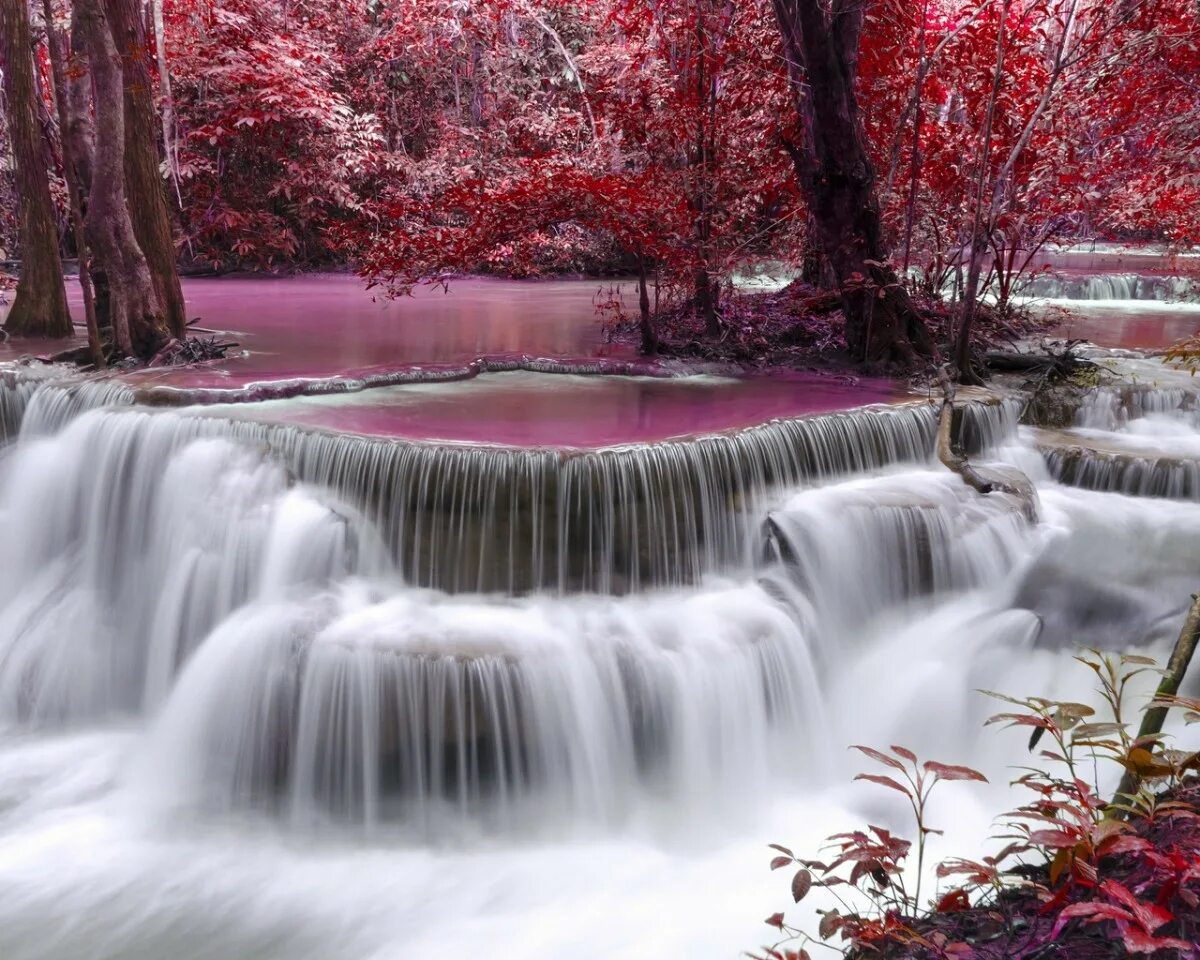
78 0 171 360
0 0 72 338
104 0 186 338
65 4 96 200
772 0 933 366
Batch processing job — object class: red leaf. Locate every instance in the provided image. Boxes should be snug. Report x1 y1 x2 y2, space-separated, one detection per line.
765 912 785 929
791 869 812 903
1028 829 1082 849
770 856 792 871
854 773 911 796
851 745 905 771
936 889 971 913
818 910 842 940
924 761 988 783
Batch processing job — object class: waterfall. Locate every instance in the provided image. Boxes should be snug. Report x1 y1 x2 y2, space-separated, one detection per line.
0 371 1019 830
132 580 824 832
2 355 1197 960
0 411 385 724
1019 273 1200 302
0 379 986 594
761 469 1031 650
1039 382 1200 500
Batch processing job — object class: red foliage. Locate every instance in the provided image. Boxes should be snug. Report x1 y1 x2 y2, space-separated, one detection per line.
35 0 1192 313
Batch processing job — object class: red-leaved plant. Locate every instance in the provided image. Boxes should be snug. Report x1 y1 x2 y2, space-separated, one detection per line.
756 650 1200 960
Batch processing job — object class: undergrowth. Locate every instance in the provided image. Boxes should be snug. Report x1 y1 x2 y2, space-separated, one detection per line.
754 650 1200 960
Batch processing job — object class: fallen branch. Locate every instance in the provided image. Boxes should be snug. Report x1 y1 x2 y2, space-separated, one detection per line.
1113 592 1200 809
937 365 1030 511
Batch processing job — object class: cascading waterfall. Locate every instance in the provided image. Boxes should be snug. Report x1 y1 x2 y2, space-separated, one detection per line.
0 357 1197 960
133 580 825 832
1019 272 1199 302
1040 382 1200 499
1 372 1000 594
0 410 386 724
760 470 1031 652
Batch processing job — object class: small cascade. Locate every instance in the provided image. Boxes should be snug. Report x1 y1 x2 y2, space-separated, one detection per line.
1043 441 1200 500
1020 273 1200 302
954 395 1022 454
136 581 823 832
1040 382 1200 500
0 369 135 441
1017 487 1200 649
1075 385 1198 431
0 371 43 441
0 411 384 725
761 470 1031 647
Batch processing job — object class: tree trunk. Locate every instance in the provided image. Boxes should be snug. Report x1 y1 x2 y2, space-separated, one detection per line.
42 0 104 367
637 255 658 355
772 0 934 366
0 0 72 338
1112 592 1200 812
65 3 96 192
693 268 720 337
150 0 180 206
65 0 110 329
77 0 170 360
955 0 1009 386
104 0 186 338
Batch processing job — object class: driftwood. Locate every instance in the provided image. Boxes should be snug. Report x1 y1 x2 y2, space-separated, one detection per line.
936 366 1032 515
39 332 236 369
1113 593 1200 809
983 341 1094 377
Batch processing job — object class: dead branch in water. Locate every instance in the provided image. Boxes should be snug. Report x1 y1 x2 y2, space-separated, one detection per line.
936 365 1025 500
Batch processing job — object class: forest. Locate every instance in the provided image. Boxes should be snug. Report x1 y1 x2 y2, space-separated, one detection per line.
2 3 1200 960
2 0 1197 370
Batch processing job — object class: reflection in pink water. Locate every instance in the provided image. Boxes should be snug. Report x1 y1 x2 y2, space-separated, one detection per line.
4 271 1196 446
2 274 625 379
150 274 624 386
213 371 909 448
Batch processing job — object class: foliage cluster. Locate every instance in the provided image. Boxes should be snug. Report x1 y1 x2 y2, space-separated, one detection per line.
755 651 1200 960
78 0 1200 293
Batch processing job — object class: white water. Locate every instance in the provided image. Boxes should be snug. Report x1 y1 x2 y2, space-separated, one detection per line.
0 368 1197 959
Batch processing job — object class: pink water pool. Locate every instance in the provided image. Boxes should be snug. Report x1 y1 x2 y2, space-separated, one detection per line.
207 370 909 448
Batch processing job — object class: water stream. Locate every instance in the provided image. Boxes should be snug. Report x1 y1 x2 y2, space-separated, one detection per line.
0 276 1198 959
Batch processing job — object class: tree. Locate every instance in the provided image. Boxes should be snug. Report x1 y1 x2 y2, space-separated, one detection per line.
76 0 171 358
42 0 103 366
1 0 72 338
105 0 187 338
771 0 934 366
167 0 385 270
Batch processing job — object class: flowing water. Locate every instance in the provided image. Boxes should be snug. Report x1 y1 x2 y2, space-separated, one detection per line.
0 275 1199 959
